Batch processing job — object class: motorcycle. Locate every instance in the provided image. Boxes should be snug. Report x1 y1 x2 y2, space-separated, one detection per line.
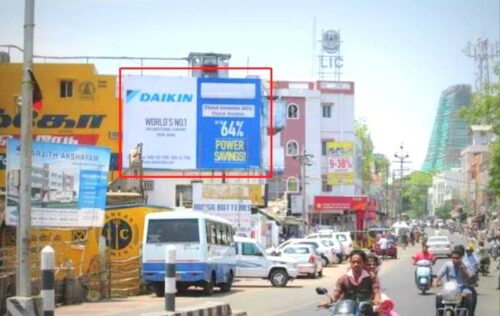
316 287 374 315
479 256 490 276
316 287 399 316
415 259 433 294
489 241 499 261
435 281 469 316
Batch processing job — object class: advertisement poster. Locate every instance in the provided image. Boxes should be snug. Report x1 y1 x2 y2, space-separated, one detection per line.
122 76 261 171
197 77 261 169
6 139 110 227
192 183 253 236
327 141 354 185
122 76 198 170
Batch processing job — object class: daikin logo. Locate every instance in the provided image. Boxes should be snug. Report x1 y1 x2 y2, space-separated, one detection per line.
126 90 193 103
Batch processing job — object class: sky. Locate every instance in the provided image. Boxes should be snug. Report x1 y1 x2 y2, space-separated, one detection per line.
1 0 499 172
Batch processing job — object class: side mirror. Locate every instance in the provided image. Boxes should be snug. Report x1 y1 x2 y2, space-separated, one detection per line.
316 287 328 295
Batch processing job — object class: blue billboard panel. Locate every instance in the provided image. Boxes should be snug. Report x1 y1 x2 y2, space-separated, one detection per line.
196 78 261 169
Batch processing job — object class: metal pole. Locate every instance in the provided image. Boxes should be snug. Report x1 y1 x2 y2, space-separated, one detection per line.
17 0 35 297
301 151 307 236
165 245 176 312
41 246 55 316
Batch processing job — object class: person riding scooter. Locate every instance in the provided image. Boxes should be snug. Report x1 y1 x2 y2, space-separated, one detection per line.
412 244 436 294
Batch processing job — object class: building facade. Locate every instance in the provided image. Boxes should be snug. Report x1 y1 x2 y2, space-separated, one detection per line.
422 84 472 172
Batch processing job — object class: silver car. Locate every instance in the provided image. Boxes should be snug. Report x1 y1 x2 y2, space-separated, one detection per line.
281 244 323 278
427 236 452 257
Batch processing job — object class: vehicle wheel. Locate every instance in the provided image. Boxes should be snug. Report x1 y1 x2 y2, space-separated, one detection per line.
321 256 329 267
177 284 189 293
153 283 164 297
219 271 233 293
269 269 289 287
202 274 215 296
318 269 323 277
421 288 426 295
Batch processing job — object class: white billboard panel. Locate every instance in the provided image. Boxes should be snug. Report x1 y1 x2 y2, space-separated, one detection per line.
122 76 197 169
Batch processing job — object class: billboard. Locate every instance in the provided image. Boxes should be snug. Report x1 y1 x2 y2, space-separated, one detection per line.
122 76 261 170
192 183 256 236
6 139 111 227
327 141 354 185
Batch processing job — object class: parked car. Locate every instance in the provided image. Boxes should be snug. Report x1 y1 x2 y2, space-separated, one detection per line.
234 236 298 287
427 236 452 257
289 239 337 266
332 232 354 255
281 244 323 278
306 235 344 262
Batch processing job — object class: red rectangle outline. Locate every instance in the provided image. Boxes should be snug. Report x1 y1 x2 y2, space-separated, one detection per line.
118 66 273 179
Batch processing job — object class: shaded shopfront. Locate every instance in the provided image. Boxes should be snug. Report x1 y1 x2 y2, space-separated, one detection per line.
312 196 378 232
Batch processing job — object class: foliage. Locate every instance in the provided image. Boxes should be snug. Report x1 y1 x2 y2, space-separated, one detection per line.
400 171 433 218
435 200 452 220
355 120 374 194
460 62 500 197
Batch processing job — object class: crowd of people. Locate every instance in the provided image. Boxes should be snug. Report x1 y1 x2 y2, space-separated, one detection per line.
317 220 499 316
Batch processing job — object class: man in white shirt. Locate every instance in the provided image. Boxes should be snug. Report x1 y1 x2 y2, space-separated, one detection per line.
377 234 389 260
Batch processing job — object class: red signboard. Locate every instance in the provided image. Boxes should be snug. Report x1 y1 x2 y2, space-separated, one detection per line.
314 196 368 211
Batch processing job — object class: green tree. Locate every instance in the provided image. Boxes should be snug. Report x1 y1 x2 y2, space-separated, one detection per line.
400 171 432 218
435 201 453 220
355 120 374 194
460 63 500 197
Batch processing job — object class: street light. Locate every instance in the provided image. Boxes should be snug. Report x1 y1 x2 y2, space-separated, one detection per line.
393 144 411 217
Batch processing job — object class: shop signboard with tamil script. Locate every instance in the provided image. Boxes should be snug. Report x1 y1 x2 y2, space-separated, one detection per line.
6 139 110 227
122 76 261 170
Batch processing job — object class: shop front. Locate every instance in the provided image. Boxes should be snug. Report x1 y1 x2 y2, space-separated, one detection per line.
312 196 369 232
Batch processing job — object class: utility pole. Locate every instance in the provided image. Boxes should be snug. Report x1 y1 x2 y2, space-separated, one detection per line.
393 144 410 218
18 0 35 297
294 150 313 236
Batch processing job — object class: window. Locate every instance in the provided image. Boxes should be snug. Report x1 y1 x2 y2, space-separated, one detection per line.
147 219 200 243
242 243 263 256
322 175 332 192
286 140 299 156
60 80 73 98
287 103 299 119
322 104 332 118
287 177 299 192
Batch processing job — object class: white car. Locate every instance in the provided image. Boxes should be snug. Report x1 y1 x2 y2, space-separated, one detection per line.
234 236 298 287
427 236 452 257
281 244 323 278
288 239 337 266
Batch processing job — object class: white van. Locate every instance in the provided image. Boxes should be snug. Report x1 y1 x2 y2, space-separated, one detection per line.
234 236 298 287
142 211 236 296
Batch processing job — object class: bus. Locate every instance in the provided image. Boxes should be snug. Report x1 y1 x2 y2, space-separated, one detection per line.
141 210 236 296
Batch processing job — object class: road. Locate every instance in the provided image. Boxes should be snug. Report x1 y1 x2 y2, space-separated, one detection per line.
56 231 499 316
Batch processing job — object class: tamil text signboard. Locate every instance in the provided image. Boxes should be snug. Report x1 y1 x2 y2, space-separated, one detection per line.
6 139 110 227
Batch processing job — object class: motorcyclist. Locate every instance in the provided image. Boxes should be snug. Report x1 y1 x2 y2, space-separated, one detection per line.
464 246 479 284
320 249 381 309
412 243 436 265
433 248 475 316
476 241 490 271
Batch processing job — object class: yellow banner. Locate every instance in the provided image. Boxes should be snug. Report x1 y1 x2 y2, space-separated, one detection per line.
327 141 354 185
201 184 264 205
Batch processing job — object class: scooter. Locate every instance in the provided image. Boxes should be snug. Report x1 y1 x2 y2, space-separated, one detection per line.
415 259 433 294
435 281 469 316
